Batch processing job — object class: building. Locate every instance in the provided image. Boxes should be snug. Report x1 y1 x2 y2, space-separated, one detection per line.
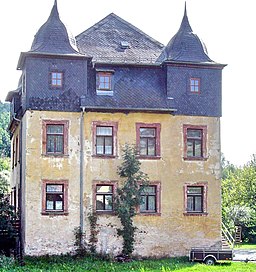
6 0 226 257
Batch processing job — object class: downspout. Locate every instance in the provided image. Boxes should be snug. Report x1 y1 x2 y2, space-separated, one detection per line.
18 119 24 264
80 107 85 233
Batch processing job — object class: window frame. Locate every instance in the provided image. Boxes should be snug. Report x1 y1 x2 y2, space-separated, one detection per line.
184 183 208 216
42 179 68 215
49 71 64 89
136 123 161 159
139 182 161 216
42 120 69 156
96 71 114 95
93 181 117 214
183 125 207 161
92 121 118 158
190 78 200 94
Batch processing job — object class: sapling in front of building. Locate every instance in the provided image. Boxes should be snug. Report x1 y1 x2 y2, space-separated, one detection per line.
6 1 226 257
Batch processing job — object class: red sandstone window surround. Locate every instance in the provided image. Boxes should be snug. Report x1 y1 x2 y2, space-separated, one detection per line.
183 125 207 160
183 183 208 216
92 121 118 158
93 181 117 213
42 179 68 215
139 182 161 215
42 120 69 156
136 123 161 159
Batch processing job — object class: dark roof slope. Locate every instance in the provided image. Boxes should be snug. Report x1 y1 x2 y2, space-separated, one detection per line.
76 13 164 65
158 5 214 63
30 0 80 55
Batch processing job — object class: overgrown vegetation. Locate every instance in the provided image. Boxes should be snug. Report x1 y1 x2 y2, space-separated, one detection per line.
115 144 148 257
222 154 256 243
0 102 11 158
73 210 99 257
0 255 256 271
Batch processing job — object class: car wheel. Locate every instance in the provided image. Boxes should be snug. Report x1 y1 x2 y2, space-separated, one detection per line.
204 257 216 265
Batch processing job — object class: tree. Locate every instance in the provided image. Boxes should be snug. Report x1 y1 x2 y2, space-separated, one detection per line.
115 144 148 257
0 102 11 158
222 154 256 242
0 170 16 238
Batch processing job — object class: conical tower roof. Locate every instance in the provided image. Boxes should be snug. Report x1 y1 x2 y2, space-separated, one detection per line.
30 0 79 55
160 4 213 63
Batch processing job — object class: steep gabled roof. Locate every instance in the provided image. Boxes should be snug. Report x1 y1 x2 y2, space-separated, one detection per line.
76 13 164 65
159 4 214 64
30 0 79 55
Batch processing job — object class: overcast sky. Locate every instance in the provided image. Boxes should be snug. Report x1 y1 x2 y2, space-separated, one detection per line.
0 0 255 166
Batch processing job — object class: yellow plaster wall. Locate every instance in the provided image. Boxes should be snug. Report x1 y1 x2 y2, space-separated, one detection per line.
23 110 221 256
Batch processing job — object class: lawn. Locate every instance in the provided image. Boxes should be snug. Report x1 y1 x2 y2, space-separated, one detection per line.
1 256 256 272
235 243 256 250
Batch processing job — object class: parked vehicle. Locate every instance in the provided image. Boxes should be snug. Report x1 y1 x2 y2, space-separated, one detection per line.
189 248 233 265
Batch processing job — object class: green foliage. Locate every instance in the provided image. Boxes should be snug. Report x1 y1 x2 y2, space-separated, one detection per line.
0 255 15 269
222 154 256 242
115 144 148 256
73 227 87 257
88 210 98 254
1 255 256 271
0 158 10 172
0 170 17 239
0 102 11 158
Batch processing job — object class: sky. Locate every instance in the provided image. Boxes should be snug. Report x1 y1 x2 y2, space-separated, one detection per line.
0 0 255 166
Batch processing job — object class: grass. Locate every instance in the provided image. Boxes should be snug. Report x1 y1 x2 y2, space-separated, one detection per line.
235 243 256 250
1 255 256 272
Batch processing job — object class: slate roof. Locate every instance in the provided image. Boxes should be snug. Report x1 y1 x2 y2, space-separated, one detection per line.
76 13 164 65
81 67 176 112
30 0 80 55
158 5 214 64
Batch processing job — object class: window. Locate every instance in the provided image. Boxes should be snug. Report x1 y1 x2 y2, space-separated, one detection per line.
42 120 69 156
96 126 113 155
139 182 161 215
96 71 114 95
50 72 63 88
184 183 207 215
190 78 200 93
96 185 113 211
136 123 161 158
93 181 117 213
42 180 68 215
183 125 207 160
92 121 118 157
97 73 111 90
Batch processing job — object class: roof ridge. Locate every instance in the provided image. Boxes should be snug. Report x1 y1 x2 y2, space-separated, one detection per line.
76 12 164 48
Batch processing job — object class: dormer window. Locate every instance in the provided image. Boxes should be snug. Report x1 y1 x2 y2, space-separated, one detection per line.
50 72 63 88
96 70 114 96
190 78 200 93
98 72 111 90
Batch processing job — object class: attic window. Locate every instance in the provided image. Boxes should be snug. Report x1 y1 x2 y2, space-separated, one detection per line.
120 41 130 49
96 71 114 96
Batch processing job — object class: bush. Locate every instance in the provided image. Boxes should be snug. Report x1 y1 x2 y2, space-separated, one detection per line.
0 255 15 268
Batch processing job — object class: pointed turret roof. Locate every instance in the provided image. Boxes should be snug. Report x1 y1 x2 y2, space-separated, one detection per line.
30 0 79 54
159 3 213 64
